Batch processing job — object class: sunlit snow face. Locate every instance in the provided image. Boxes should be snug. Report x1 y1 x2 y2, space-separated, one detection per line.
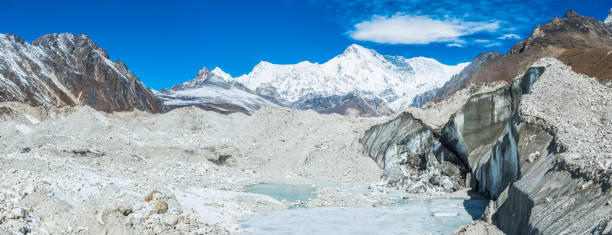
233 44 468 111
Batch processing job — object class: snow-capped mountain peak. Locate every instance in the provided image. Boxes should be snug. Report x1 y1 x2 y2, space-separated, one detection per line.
172 66 235 91
158 65 276 114
339 44 379 58
194 66 231 81
158 44 468 116
211 67 232 80
235 44 468 111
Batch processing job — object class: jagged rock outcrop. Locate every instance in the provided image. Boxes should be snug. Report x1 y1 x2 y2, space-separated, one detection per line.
466 10 612 90
156 67 276 114
0 33 161 113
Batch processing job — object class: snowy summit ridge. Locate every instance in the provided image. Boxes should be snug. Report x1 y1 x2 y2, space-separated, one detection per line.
157 66 276 114
605 8 612 24
159 44 468 115
235 44 468 112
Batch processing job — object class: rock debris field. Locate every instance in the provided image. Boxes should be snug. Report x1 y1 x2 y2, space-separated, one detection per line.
0 104 406 234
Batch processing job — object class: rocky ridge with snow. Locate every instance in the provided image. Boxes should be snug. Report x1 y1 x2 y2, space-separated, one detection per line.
156 67 276 114
0 33 161 113
158 44 467 116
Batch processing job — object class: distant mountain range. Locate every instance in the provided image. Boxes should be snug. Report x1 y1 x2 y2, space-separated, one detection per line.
159 44 467 116
1 9 611 116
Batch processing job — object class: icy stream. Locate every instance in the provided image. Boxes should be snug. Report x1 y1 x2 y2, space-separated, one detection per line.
242 184 488 234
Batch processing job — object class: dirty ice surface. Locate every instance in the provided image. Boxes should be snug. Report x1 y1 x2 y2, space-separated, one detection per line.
240 198 487 235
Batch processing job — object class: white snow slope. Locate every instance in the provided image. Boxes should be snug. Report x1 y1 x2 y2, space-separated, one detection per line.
235 44 469 112
156 67 276 114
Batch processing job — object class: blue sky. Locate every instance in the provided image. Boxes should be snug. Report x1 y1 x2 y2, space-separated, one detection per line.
2 0 610 89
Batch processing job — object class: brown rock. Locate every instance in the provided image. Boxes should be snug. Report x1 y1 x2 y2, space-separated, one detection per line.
117 206 132 216
154 201 168 214
458 10 612 99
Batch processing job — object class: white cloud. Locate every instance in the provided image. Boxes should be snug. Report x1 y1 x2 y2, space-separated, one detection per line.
349 14 499 45
497 33 521 40
484 42 502 47
473 39 491 43
446 43 463 48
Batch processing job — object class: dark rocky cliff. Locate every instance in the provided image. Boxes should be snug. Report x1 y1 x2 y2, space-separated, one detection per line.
0 33 161 113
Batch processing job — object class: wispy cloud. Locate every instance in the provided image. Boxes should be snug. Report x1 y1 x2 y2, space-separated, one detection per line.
312 0 555 48
497 33 521 40
446 43 463 48
484 42 502 48
348 14 499 45
473 39 491 43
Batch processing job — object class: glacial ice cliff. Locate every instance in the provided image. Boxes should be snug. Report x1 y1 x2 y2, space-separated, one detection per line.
362 66 546 198
362 58 612 234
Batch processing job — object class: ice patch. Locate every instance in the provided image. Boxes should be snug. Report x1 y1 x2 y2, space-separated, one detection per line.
434 212 459 217
241 199 487 235
175 187 282 225
246 184 316 202
52 191 80 207
15 124 32 134
22 113 40 124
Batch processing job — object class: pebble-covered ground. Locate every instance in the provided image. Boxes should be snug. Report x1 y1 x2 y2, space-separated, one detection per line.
521 58 612 170
3 99 490 234
0 105 391 234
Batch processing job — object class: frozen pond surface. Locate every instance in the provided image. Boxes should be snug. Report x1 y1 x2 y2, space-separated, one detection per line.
246 184 317 202
240 198 487 235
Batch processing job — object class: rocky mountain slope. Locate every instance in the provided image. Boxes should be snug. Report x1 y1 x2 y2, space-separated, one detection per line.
155 67 276 114
0 33 161 113
467 10 612 90
411 52 502 107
